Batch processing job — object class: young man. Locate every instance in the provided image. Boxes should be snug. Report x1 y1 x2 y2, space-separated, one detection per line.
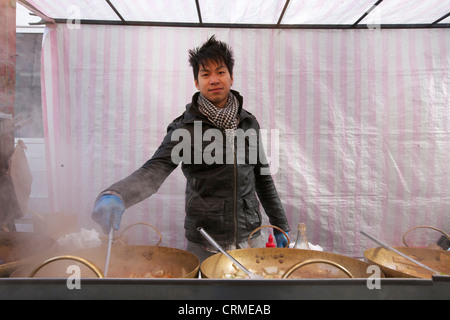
92 36 290 261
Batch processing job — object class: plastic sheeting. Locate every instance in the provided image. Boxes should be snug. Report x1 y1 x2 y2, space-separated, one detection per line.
40 25 449 257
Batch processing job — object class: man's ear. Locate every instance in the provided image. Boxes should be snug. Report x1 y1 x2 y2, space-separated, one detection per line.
194 79 199 90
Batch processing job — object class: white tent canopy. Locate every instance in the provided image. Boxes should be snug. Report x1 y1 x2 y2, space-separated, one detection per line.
18 0 450 28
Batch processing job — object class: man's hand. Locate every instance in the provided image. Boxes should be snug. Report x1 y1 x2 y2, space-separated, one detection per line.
274 232 289 248
92 195 125 234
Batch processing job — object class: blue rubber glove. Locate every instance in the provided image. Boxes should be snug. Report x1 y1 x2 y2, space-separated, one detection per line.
92 194 125 234
274 232 289 248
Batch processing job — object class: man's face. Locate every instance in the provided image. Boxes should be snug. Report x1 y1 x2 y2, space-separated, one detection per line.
195 59 233 109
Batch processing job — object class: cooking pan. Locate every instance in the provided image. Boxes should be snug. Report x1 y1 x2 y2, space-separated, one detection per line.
364 246 449 279
364 226 450 279
0 231 56 277
201 248 381 279
12 244 200 279
11 223 199 279
200 225 381 279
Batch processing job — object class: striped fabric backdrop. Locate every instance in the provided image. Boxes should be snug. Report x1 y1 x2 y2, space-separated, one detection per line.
41 24 449 257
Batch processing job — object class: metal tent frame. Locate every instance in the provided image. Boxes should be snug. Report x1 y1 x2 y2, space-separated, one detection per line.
17 0 450 29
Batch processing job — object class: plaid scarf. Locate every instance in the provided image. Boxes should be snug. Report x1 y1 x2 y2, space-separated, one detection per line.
197 93 239 131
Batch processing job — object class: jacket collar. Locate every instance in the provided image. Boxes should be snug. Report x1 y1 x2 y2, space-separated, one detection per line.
187 90 252 122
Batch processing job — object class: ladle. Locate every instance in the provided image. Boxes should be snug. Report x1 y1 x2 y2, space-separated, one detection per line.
103 227 114 277
198 227 264 279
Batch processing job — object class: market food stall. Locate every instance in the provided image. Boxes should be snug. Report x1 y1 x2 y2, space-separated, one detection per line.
1 223 449 300
1 0 449 301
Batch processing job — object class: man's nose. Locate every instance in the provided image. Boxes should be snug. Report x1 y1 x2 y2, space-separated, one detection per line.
209 74 219 84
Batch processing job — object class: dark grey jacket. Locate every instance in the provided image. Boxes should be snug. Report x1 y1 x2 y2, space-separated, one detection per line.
105 90 290 247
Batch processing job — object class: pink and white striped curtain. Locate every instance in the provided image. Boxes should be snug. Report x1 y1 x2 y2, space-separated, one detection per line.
41 24 449 257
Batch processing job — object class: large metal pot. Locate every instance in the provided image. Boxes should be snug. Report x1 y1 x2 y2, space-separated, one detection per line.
201 248 381 279
364 246 449 278
11 245 200 278
11 223 199 279
0 232 56 277
364 225 450 278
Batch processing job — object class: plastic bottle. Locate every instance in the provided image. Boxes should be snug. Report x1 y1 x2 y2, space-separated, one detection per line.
266 234 276 247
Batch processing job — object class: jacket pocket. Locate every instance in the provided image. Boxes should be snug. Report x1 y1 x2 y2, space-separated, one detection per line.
243 196 261 231
185 199 225 232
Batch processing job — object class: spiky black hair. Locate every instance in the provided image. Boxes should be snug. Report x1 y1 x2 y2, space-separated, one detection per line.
188 35 235 81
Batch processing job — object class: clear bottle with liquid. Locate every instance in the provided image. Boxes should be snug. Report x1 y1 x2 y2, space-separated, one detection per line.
293 223 310 250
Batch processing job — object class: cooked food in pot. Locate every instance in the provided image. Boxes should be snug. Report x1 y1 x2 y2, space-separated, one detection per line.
391 252 449 278
221 262 345 279
364 246 450 278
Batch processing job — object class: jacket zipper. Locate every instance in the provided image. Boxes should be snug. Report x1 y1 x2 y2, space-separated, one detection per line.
186 101 249 247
